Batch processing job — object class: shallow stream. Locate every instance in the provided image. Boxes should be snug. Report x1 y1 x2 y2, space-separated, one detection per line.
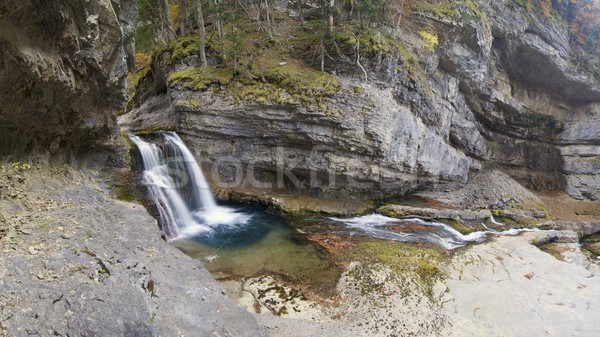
130 131 536 297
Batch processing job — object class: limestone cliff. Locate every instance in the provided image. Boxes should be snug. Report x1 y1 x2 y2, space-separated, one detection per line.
0 0 136 162
123 0 600 202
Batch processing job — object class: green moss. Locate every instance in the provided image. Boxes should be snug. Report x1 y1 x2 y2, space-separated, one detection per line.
340 241 446 296
411 1 459 19
333 26 398 56
277 306 288 316
37 222 50 232
350 85 364 93
576 208 600 217
120 132 135 148
115 187 135 202
242 52 340 100
223 53 340 107
377 205 408 218
438 219 484 235
167 35 200 65
332 25 424 88
133 126 177 135
459 0 486 21
168 67 233 91
188 98 202 108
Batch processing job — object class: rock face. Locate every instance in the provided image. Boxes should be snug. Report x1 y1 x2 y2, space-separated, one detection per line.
0 0 136 161
122 1 600 201
0 168 267 336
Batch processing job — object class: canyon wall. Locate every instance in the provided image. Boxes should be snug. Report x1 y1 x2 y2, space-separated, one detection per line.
0 0 136 163
123 0 600 202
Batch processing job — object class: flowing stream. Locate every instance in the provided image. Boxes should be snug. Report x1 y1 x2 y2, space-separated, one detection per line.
330 214 536 250
129 131 341 295
130 131 536 292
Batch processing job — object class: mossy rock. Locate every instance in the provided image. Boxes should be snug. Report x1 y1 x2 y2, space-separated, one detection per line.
411 1 459 19
187 98 202 108
166 35 200 65
438 218 484 235
583 233 600 243
168 67 233 91
250 54 340 98
132 126 177 135
583 242 600 256
340 240 446 296
377 205 408 218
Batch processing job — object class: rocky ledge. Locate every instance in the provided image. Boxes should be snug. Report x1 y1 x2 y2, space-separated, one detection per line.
122 1 600 202
0 167 266 336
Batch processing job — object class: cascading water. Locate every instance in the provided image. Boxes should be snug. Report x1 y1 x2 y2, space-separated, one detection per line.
129 131 251 241
130 131 535 251
330 214 537 250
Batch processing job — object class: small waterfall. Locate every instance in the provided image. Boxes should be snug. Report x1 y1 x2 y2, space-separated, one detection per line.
129 131 250 241
163 132 217 212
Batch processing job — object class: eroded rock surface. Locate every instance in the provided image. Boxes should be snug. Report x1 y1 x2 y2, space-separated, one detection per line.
0 0 135 160
0 168 266 336
442 233 600 337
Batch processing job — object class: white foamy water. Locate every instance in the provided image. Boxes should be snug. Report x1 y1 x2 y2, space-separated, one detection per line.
129 132 252 241
330 214 537 249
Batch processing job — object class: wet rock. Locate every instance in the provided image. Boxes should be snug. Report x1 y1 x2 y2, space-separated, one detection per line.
584 242 600 256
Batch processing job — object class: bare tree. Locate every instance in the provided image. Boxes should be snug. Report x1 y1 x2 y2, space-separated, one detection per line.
231 0 239 75
163 0 176 41
196 0 208 69
211 0 227 63
328 0 334 32
262 0 275 40
298 0 305 23
179 0 192 36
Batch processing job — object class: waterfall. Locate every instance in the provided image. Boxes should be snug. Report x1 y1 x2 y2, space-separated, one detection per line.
129 131 251 241
163 132 217 212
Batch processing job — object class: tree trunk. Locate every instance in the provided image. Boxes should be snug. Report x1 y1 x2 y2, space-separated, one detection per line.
196 0 208 69
356 34 368 81
179 0 189 36
320 39 325 72
328 0 334 32
163 0 176 41
298 0 305 23
263 0 274 40
232 0 238 76
212 0 227 63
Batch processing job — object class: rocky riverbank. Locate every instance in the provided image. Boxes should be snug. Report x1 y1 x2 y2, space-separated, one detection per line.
221 218 600 337
0 166 267 336
2 157 600 337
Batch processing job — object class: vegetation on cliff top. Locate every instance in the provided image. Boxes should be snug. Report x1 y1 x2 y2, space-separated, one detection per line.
132 0 479 110
131 0 600 110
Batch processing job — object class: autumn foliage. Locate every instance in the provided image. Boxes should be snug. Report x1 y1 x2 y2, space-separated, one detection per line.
524 0 600 50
